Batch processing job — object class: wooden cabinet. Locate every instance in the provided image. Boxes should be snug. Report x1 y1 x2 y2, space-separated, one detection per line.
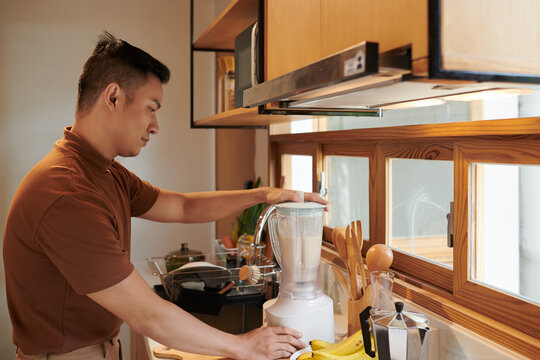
191 0 305 127
264 0 322 81
265 0 429 80
195 0 429 126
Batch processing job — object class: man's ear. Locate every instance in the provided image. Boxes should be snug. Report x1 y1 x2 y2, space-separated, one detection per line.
103 83 121 112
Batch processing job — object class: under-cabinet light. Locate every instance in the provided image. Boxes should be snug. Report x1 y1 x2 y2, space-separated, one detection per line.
381 98 446 110
442 88 533 101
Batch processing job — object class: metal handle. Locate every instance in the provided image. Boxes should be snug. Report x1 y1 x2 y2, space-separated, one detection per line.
250 22 259 87
253 204 276 247
447 201 454 248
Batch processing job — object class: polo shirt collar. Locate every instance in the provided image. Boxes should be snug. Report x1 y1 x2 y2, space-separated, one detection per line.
59 127 114 173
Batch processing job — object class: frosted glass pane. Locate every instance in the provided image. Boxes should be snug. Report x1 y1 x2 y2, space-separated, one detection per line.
281 154 312 193
471 163 540 305
388 159 453 267
326 156 369 239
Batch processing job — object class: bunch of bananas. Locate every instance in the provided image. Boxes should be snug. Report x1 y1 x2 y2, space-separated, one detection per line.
297 329 376 360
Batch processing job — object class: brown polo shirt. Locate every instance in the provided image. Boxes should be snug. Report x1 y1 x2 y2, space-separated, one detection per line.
3 127 159 354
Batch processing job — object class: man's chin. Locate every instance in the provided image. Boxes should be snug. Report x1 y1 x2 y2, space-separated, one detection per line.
119 149 142 157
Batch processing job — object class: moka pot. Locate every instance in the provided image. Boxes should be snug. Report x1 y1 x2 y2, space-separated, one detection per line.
360 301 431 360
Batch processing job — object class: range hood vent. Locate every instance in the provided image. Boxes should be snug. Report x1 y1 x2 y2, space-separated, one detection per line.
243 41 526 117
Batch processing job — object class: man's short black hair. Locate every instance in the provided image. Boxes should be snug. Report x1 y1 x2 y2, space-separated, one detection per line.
76 31 170 116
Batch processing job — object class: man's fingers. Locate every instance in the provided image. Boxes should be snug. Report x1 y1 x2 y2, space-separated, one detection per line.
271 341 300 360
270 326 306 350
271 326 303 338
279 335 306 349
304 192 328 204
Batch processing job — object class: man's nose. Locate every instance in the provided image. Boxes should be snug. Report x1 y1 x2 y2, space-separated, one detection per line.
149 117 159 134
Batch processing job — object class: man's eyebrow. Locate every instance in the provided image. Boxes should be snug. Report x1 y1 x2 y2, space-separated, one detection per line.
153 99 161 109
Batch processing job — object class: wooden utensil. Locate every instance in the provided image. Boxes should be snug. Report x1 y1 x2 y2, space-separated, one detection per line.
217 281 235 294
332 226 349 265
153 345 228 360
153 345 184 359
350 220 368 294
345 224 360 300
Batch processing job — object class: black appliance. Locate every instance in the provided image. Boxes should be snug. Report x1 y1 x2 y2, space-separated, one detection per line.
234 21 263 108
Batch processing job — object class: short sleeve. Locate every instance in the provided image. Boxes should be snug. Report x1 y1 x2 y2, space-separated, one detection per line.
110 162 159 217
36 194 134 295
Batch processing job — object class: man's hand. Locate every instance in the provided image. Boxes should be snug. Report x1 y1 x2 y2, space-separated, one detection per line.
263 187 328 209
235 326 306 360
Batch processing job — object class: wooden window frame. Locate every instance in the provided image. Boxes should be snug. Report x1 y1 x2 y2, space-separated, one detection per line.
269 117 540 358
453 138 540 338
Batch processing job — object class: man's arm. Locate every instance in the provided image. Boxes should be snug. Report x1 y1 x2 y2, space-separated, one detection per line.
88 269 305 360
139 187 327 223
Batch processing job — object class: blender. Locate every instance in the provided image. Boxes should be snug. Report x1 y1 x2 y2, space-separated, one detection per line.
254 202 334 343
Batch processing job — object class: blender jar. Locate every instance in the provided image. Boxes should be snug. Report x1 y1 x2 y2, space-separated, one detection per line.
269 202 326 300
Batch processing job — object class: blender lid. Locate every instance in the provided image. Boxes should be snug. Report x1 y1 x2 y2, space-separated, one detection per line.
275 202 326 209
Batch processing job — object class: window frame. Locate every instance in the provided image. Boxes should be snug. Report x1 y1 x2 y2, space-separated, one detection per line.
453 138 540 337
269 117 540 358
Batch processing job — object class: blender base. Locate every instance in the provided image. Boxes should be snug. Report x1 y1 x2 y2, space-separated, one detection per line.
263 294 334 343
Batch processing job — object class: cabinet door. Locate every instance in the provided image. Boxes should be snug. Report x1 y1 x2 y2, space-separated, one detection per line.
265 0 322 81
320 0 428 61
265 0 428 80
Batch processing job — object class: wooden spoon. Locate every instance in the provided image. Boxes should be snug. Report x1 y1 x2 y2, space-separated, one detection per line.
345 224 360 300
332 226 348 265
350 220 367 294
333 226 355 298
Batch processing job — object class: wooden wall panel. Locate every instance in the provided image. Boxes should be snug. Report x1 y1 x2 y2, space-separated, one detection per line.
215 129 256 238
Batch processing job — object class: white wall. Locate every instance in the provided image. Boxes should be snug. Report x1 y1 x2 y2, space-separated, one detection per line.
0 0 219 357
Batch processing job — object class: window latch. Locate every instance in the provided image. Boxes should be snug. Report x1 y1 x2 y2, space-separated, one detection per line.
318 171 327 198
446 201 454 248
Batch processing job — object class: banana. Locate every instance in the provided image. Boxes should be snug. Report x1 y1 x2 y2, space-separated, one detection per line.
314 329 364 356
311 348 372 360
298 351 314 360
310 339 335 351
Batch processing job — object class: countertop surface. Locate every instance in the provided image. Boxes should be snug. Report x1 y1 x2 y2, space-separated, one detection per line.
147 337 230 360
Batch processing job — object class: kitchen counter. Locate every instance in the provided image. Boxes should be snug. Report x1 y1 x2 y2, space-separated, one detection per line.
146 337 229 360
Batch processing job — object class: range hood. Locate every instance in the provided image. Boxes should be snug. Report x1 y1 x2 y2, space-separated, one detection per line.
242 41 530 117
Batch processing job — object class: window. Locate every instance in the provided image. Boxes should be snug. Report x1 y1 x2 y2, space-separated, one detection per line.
281 154 313 193
471 163 540 305
325 155 369 237
270 127 540 357
388 159 453 268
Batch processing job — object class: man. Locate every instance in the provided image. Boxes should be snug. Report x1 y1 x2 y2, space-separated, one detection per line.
3 32 327 360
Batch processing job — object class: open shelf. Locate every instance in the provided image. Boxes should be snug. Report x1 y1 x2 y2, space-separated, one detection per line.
193 0 258 51
193 107 305 127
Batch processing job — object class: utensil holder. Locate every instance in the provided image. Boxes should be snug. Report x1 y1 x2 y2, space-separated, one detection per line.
347 291 371 336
